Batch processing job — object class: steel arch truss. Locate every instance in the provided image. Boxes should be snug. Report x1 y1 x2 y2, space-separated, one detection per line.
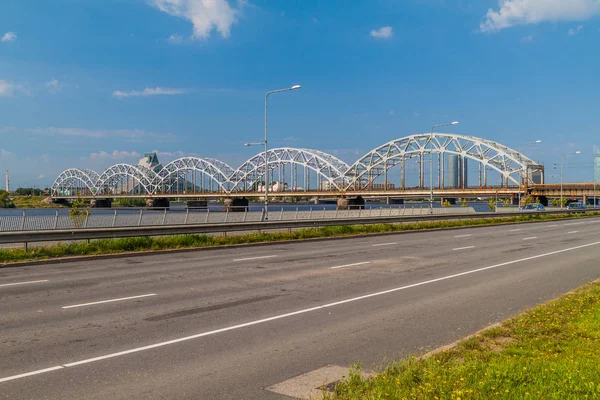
155 157 235 192
51 168 99 196
345 133 543 189
229 147 350 191
94 164 158 195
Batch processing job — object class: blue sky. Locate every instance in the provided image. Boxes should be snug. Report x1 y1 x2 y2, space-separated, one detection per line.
1 0 599 188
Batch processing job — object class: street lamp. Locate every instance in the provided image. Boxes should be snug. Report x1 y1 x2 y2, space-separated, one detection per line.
245 84 301 220
430 121 459 212
561 150 581 209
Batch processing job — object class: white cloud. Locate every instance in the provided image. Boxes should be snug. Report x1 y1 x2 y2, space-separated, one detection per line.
481 0 600 32
88 150 140 160
151 149 196 158
153 0 239 39
521 34 534 42
1 32 17 42
0 80 29 96
168 33 184 43
113 87 188 98
370 26 393 39
568 25 584 35
25 127 177 142
45 78 62 94
37 174 45 180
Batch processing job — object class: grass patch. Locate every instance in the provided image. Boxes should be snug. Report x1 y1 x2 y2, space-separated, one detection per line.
0 212 598 264
10 196 67 208
323 280 600 400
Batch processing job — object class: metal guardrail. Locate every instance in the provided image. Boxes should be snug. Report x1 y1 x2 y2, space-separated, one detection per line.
0 206 476 233
0 209 596 247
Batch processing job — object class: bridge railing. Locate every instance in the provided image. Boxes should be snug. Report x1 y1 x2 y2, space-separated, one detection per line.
0 206 477 233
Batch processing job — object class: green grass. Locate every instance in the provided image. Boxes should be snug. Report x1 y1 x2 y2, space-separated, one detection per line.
0 212 598 264
10 196 68 208
323 280 600 400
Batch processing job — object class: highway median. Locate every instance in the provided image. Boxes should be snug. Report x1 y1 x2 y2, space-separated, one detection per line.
0 212 598 264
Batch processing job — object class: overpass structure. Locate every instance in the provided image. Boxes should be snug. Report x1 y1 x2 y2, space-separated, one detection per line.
52 133 553 202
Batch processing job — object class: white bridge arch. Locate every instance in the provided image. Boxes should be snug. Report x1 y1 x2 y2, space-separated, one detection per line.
344 133 543 189
50 135 543 196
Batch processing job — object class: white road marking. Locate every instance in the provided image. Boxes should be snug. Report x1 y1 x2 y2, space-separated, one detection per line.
523 237 538 241
0 366 64 383
331 262 371 270
509 229 523 232
372 242 397 247
0 280 49 288
232 255 277 262
4 240 600 384
62 294 157 309
568 231 579 234
547 225 558 228
564 222 585 226
453 246 475 251
454 234 472 238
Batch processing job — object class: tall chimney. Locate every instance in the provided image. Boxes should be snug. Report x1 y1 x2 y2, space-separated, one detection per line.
5 170 9 192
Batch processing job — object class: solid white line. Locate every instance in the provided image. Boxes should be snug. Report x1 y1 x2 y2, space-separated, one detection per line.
0 366 64 383
62 294 156 309
0 280 49 288
232 255 277 262
372 242 397 247
568 231 579 234
454 234 472 238
509 229 523 232
330 262 371 270
453 246 475 251
4 240 600 383
523 237 538 241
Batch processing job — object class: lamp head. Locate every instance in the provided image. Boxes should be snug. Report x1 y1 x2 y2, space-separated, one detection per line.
244 143 252 147
451 121 459 125
291 85 301 90
575 151 581 154
535 140 542 143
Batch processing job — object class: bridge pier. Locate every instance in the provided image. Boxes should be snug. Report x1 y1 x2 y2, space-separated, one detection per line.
223 197 249 212
90 199 112 208
146 198 170 208
337 196 365 210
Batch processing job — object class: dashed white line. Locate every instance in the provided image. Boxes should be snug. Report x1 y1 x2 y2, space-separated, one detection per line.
453 246 475 251
0 366 64 383
509 229 523 232
372 242 397 247
62 294 157 309
523 237 538 241
564 222 585 226
232 255 277 262
454 234 472 238
3 240 600 384
547 225 558 228
568 231 579 234
0 280 49 288
331 262 371 270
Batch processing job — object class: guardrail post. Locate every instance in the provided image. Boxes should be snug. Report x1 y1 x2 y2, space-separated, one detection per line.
83 210 89 228
112 209 117 227
322 207 326 219
162 208 167 226
184 209 189 225
138 209 144 226
242 207 248 222
334 207 338 219
20 209 26 231
205 209 210 223
224 209 229 223
280 208 284 221
308 207 312 219
294 207 299 220
54 209 59 230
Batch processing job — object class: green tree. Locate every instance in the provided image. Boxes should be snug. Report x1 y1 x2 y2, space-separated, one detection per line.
0 190 15 208
69 194 90 227
488 198 496 212
442 199 452 208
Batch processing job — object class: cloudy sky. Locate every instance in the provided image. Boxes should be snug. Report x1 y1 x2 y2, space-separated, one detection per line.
1 0 599 187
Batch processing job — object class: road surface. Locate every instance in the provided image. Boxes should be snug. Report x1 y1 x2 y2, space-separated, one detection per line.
1 217 600 399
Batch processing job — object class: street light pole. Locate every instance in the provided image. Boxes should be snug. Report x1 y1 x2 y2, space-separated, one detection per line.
560 150 581 209
246 85 301 221
430 121 459 212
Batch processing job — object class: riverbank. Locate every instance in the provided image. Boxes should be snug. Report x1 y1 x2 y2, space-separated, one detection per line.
0 212 597 264
324 279 600 399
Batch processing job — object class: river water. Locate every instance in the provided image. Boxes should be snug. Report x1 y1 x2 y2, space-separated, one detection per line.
0 201 496 216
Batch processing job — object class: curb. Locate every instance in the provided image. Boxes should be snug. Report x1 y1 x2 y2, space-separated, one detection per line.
0 215 595 269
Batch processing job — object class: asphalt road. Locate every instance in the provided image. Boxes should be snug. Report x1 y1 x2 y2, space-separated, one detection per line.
1 217 600 399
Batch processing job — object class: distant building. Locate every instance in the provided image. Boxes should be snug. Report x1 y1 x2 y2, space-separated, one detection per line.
138 152 162 172
595 146 600 183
